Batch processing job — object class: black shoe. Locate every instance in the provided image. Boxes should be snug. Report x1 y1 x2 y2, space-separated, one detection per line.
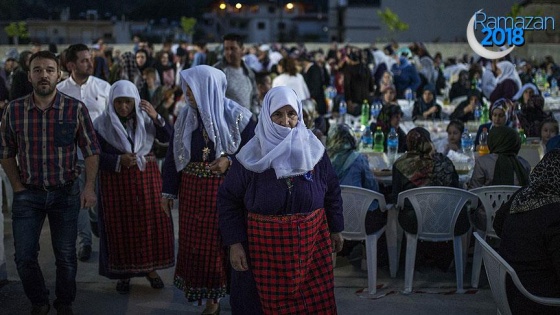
116 279 131 294
54 304 73 315
78 245 92 262
31 303 50 315
90 221 99 238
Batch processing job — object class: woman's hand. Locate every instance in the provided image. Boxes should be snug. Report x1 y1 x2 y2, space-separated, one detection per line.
230 243 249 271
120 153 137 168
330 232 344 253
207 156 230 175
140 99 158 120
161 198 173 217
423 106 438 119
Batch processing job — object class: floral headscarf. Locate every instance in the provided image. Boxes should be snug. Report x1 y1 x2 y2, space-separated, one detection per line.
394 127 457 188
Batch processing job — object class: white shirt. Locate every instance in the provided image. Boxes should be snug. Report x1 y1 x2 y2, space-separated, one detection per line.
57 75 111 123
272 73 311 100
57 75 111 160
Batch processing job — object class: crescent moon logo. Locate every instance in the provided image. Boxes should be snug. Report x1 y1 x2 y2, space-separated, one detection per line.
467 9 515 60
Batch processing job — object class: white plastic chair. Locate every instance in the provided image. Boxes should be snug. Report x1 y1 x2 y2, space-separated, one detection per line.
473 232 560 315
340 185 387 295
396 186 478 294
469 185 520 288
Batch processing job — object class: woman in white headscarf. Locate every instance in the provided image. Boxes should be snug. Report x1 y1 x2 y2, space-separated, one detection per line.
489 60 522 103
161 65 255 315
94 80 174 294
217 86 344 314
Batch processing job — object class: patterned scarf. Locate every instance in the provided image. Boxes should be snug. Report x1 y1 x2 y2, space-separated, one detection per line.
326 124 359 179
394 127 457 187
510 149 560 214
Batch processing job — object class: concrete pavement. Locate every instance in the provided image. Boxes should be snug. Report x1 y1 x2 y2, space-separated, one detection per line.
0 209 497 315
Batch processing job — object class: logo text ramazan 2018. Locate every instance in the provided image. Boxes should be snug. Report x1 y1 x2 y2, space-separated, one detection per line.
466 9 556 59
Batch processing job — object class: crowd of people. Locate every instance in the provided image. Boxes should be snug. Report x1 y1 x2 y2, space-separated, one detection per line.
0 34 560 315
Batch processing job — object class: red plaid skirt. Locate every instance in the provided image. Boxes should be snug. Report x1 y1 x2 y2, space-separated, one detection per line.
248 208 337 315
174 163 227 301
100 160 174 274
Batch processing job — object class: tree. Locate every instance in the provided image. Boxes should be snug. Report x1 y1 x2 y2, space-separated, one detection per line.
377 8 409 40
180 17 197 42
4 21 29 46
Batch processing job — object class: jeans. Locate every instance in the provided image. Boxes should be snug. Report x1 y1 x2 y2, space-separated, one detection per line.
12 181 80 306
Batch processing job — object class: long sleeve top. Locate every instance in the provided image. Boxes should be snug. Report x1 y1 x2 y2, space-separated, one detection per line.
217 151 344 246
161 116 256 197
96 120 172 172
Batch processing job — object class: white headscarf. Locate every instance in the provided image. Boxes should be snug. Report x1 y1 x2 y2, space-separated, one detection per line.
497 61 522 90
236 86 325 179
512 83 540 101
94 80 155 171
173 65 252 172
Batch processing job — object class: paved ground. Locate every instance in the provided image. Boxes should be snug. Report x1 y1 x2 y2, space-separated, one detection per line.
0 208 497 315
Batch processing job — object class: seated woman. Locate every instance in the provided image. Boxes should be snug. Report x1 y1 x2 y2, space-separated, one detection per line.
474 98 515 147
439 120 464 156
468 126 530 189
378 85 398 107
392 127 465 269
467 126 530 230
517 94 553 137
493 150 560 315
326 123 384 234
449 70 470 103
512 82 539 110
450 89 483 122
489 61 522 103
412 84 441 121
375 71 394 98
540 119 559 149
370 104 407 153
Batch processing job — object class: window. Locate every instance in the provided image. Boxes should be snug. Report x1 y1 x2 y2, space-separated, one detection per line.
257 22 266 30
278 22 285 30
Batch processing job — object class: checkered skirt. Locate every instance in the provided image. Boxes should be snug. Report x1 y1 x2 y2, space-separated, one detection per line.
100 160 175 274
248 208 337 314
174 163 227 301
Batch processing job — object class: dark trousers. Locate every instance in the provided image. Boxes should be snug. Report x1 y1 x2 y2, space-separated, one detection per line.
11 182 80 307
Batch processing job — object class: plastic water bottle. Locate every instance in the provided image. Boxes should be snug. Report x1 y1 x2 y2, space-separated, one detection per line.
461 128 474 155
552 78 558 97
370 102 380 122
478 127 490 156
339 98 347 124
405 88 413 105
361 99 370 126
361 128 373 150
518 127 527 144
387 127 399 164
373 126 385 153
474 103 481 122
